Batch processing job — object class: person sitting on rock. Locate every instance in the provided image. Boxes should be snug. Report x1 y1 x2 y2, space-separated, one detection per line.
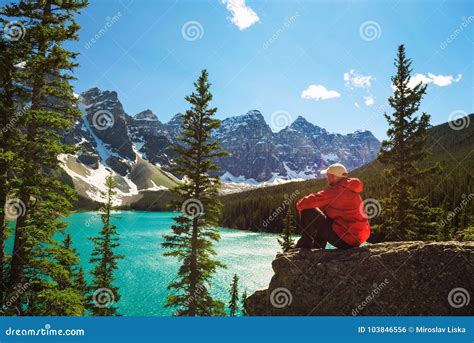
294 163 370 249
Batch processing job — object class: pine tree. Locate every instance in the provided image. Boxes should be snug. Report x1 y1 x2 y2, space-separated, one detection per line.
377 44 441 240
89 173 123 316
0 7 30 297
62 234 88 310
31 233 86 316
241 290 248 316
162 70 228 316
75 267 88 306
228 274 240 316
278 208 295 252
2 0 88 314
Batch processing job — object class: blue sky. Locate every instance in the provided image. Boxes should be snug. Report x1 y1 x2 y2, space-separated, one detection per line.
71 0 473 140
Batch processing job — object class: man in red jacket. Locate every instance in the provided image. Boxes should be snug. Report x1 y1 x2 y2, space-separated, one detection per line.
295 163 370 249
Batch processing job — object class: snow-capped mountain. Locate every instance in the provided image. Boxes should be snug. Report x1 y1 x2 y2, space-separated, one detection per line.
62 87 381 202
61 88 179 205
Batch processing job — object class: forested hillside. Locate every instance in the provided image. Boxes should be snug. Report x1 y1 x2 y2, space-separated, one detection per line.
219 114 474 242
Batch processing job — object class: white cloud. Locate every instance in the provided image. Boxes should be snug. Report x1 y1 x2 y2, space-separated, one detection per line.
428 73 462 87
222 0 260 31
301 85 341 100
405 73 462 89
344 69 373 89
364 96 375 106
354 102 361 109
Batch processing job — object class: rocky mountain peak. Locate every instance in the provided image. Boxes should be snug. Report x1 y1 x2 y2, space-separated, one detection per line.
242 110 265 121
81 87 119 105
67 88 381 184
289 115 323 133
135 109 159 121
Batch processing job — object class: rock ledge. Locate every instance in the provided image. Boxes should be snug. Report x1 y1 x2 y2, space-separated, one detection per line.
245 241 473 316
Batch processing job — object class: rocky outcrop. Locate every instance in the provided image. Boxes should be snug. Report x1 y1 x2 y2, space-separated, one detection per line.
245 241 474 316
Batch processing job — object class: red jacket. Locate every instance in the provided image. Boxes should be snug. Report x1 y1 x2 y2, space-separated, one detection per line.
296 178 370 246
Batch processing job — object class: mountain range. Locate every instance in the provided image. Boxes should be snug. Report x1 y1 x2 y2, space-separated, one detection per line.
61 87 381 204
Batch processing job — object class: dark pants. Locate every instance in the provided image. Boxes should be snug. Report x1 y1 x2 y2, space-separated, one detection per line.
295 208 356 250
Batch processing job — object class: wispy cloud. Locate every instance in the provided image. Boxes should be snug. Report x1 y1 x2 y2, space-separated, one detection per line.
344 69 373 89
301 85 341 100
222 0 260 31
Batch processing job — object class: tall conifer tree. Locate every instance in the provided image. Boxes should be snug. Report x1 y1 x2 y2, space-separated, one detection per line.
377 44 441 240
162 70 227 316
228 274 239 316
89 174 123 316
2 0 88 314
278 208 295 252
0 7 30 296
241 290 248 316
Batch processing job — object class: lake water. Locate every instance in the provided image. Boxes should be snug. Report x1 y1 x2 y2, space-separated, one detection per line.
8 211 282 316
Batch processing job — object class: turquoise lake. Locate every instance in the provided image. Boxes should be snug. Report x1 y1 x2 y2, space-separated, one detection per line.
9 211 283 316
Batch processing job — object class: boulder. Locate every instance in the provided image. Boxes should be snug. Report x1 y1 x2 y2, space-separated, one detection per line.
245 241 473 316
77 153 99 169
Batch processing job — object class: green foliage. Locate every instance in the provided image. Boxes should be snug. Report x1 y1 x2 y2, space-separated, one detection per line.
241 290 248 316
278 209 295 252
88 173 124 316
0 1 31 300
162 70 227 316
228 274 239 316
0 0 88 315
375 44 442 241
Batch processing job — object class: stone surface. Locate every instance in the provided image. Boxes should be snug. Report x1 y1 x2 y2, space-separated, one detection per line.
245 241 474 316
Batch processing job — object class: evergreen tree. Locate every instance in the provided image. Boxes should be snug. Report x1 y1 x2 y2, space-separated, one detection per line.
0 7 30 297
162 69 227 316
377 44 441 240
228 274 239 316
1 0 88 314
75 267 88 307
241 290 248 316
278 208 295 252
31 234 86 316
89 173 123 316
62 234 88 310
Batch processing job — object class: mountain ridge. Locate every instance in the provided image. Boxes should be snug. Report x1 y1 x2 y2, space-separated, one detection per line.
62 87 381 204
